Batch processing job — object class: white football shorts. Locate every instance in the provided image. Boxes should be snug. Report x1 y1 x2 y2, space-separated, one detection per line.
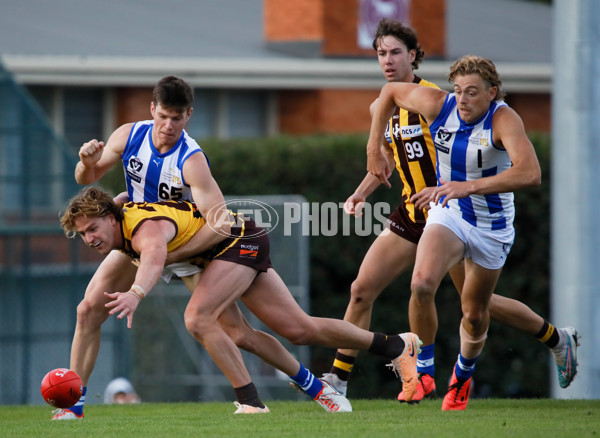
161 262 202 283
425 203 515 270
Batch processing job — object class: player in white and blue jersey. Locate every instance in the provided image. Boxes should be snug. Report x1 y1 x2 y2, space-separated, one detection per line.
122 119 204 203
53 76 353 419
366 55 578 410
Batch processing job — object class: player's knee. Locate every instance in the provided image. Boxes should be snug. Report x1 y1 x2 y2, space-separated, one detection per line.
349 279 378 308
76 298 108 327
183 309 210 340
461 306 485 328
410 274 436 304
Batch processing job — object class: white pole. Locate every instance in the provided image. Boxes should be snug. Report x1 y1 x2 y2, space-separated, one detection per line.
551 0 600 399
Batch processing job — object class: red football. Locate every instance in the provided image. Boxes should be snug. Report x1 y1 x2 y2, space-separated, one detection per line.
40 368 83 409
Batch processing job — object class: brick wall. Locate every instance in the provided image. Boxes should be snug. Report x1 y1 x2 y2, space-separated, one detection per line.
264 0 324 41
322 0 371 57
410 0 445 58
505 93 551 133
278 89 379 134
116 88 154 126
264 0 446 58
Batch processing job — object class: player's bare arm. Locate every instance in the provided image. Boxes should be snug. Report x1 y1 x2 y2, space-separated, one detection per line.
365 98 393 188
75 123 134 185
345 145 395 216
432 107 540 207
105 219 175 328
164 153 230 265
366 83 444 186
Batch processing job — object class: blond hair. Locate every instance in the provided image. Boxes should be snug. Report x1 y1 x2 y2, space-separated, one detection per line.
448 55 506 101
60 186 122 238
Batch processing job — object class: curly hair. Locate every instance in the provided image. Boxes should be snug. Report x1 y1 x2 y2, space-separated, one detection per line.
448 55 506 101
371 18 424 71
60 186 123 238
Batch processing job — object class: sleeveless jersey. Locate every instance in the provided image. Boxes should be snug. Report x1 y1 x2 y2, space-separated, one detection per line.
384 76 439 224
429 94 514 230
119 200 206 258
122 120 205 203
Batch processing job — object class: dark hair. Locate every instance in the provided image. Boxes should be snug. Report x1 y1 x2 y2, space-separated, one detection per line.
372 18 424 70
60 186 122 238
152 76 194 112
449 55 507 101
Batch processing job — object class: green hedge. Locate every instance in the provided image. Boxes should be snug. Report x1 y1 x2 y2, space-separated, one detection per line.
102 133 552 399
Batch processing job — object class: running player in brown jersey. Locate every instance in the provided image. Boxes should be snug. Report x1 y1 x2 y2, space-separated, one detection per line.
322 19 579 405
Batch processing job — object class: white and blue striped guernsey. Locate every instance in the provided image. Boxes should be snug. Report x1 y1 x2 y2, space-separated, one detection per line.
429 94 514 231
121 120 206 203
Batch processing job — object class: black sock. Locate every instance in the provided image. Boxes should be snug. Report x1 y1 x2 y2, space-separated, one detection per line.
234 382 265 408
368 333 405 359
535 320 560 348
330 352 356 381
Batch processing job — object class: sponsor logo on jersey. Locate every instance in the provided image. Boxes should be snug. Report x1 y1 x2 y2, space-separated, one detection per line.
469 135 490 147
400 124 423 139
240 244 259 258
384 124 392 143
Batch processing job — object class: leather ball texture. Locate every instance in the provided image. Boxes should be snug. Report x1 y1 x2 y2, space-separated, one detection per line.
41 368 83 409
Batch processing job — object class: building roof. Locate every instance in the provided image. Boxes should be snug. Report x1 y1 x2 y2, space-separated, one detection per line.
0 0 552 91
447 0 552 63
0 0 279 59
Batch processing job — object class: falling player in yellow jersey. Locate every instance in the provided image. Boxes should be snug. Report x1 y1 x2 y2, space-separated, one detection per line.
322 19 579 406
60 186 422 412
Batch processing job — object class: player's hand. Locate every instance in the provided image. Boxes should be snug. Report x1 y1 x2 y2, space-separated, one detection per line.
79 140 105 167
366 151 392 188
430 178 473 207
344 193 366 217
104 291 140 329
411 186 437 211
411 179 473 209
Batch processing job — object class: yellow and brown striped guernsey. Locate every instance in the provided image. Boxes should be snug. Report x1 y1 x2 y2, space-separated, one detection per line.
385 75 439 223
119 200 206 258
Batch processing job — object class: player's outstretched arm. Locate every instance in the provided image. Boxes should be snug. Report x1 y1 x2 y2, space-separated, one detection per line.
105 219 174 328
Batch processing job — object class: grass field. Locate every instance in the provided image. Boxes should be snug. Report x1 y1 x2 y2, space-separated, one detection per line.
1 398 598 438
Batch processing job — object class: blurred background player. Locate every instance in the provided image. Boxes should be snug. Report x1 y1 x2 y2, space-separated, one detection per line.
104 377 141 404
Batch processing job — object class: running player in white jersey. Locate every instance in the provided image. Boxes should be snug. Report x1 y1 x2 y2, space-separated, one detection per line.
365 55 564 411
325 21 579 407
53 76 351 419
